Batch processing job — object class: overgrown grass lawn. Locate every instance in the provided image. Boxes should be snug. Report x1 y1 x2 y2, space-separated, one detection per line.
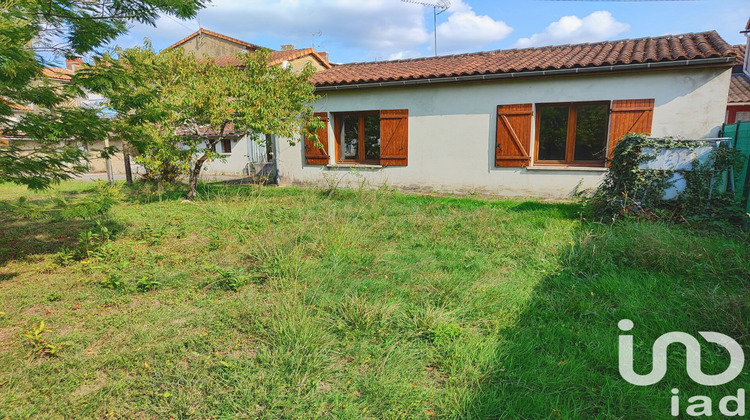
0 182 748 418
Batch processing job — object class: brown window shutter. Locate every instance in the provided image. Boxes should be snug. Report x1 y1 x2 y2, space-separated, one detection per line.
607 99 655 164
380 109 408 166
304 112 329 165
495 104 532 167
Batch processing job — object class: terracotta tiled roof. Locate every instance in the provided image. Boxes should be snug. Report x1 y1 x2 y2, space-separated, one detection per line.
167 28 263 51
312 31 737 88
42 67 72 81
728 73 750 104
1 97 31 111
733 44 746 66
269 49 331 68
206 49 332 69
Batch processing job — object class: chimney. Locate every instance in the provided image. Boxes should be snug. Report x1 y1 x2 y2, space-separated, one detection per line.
744 18 750 76
281 44 295 51
318 51 329 63
66 57 83 72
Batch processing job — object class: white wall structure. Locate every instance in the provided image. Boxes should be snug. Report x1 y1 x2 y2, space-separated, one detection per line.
277 67 733 198
201 137 249 175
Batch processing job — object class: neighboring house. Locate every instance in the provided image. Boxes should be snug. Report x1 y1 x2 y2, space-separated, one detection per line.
0 100 31 146
2 59 128 174
277 31 738 198
726 19 750 124
167 28 332 177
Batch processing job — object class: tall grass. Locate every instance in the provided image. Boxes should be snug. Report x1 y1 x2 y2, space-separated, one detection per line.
0 181 747 418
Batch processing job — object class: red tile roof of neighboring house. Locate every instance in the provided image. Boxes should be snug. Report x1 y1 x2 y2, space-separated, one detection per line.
728 43 749 104
207 49 332 70
1 97 31 111
269 49 331 68
728 74 750 104
167 28 264 52
42 67 72 81
312 31 737 88
734 44 746 66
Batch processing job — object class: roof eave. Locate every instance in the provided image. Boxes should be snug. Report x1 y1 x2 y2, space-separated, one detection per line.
314 57 736 92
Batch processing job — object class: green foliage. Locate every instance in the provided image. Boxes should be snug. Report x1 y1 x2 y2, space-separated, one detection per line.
100 274 126 291
426 322 462 344
139 223 167 245
21 321 68 358
135 274 160 292
0 144 89 190
587 133 748 228
45 292 62 302
213 267 252 292
10 182 122 221
80 44 323 198
0 0 205 189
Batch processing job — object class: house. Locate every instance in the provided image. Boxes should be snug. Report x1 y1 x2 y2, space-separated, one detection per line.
276 31 738 198
726 19 750 124
167 28 332 177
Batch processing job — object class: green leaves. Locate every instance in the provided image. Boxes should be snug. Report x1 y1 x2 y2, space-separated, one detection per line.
0 0 205 190
85 43 320 198
588 134 748 228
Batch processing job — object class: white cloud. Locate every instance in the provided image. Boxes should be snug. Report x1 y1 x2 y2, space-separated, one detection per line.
115 0 514 62
513 11 630 49
195 0 431 59
435 0 512 54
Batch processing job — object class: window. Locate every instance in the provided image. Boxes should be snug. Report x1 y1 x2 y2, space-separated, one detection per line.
496 99 654 168
211 138 234 154
535 102 609 166
303 109 408 166
335 112 381 163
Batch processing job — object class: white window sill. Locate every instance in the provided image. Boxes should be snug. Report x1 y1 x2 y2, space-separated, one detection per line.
526 166 608 172
326 163 383 169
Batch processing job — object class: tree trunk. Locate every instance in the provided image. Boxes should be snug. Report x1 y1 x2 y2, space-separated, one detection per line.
123 149 133 186
186 152 209 200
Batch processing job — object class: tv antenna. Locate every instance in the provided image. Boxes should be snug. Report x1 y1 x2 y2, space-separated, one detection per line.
402 0 451 56
312 31 322 48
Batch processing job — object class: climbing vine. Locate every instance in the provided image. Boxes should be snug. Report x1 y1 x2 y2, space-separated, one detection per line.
587 133 747 228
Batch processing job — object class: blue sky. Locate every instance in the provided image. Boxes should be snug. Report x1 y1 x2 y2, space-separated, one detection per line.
108 0 750 64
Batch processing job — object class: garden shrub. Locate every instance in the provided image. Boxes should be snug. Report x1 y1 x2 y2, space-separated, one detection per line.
587 133 748 229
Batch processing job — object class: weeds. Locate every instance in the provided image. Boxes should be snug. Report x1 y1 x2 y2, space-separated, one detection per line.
20 322 69 358
135 274 161 292
212 267 252 291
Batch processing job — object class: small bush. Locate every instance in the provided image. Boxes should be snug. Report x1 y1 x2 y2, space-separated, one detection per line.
587 134 748 229
135 275 160 292
213 267 251 291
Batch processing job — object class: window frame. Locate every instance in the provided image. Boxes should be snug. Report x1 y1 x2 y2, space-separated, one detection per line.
533 101 610 167
210 137 235 155
333 110 381 165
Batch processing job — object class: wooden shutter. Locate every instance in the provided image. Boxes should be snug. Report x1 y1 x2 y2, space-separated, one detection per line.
495 104 532 167
304 112 329 165
380 109 408 166
607 99 655 164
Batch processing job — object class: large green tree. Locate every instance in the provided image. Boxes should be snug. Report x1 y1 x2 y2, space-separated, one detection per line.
83 44 321 200
0 0 205 189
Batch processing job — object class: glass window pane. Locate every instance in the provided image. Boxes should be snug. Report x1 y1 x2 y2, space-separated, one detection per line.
340 114 358 160
363 114 380 161
574 104 608 161
538 106 569 161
